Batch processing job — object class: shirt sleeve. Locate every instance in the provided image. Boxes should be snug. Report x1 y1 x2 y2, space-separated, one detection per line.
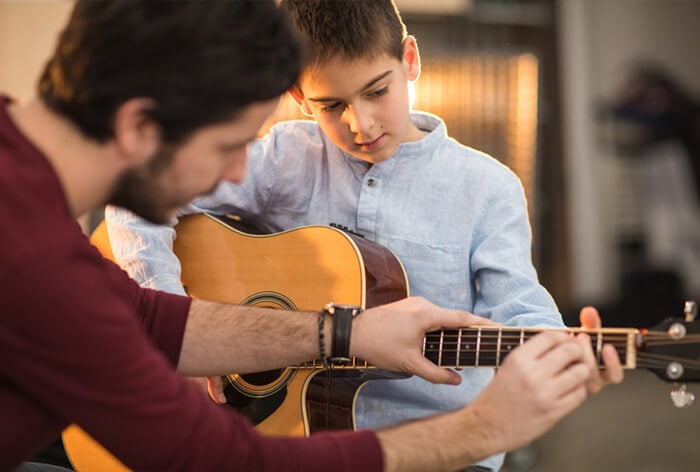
470 170 565 328
105 204 188 295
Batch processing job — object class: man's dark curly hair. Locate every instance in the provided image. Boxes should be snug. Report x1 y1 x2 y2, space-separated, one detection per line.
39 0 301 144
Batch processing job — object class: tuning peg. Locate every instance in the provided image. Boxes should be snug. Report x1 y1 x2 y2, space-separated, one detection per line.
670 383 695 408
684 300 697 322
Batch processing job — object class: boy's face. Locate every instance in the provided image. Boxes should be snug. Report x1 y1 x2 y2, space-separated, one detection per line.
109 97 279 223
292 37 423 164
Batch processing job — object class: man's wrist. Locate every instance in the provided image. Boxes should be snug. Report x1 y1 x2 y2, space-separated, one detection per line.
325 303 362 363
318 308 329 365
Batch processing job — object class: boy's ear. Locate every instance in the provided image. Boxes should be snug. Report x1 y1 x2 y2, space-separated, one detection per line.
112 98 161 165
288 85 314 117
402 35 421 82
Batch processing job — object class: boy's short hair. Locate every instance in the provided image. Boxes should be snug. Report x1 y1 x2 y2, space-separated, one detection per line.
39 0 301 144
280 0 407 69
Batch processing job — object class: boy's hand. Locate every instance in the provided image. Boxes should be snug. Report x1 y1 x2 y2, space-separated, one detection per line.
188 376 227 404
207 376 227 404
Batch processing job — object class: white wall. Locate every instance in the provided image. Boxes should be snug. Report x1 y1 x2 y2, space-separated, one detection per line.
558 0 700 304
587 0 700 100
0 1 73 101
0 0 82 225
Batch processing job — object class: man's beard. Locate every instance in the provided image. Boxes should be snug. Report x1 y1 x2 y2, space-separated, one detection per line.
107 146 175 225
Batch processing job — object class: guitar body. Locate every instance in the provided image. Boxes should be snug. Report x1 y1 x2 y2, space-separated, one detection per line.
63 214 409 470
173 214 409 435
174 214 408 311
62 424 129 472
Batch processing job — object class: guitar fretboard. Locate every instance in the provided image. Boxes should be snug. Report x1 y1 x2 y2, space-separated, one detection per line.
300 326 639 370
422 326 638 369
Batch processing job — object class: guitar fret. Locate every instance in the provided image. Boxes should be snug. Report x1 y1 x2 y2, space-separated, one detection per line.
478 330 498 367
456 329 462 367
596 333 603 365
460 329 477 367
475 327 481 367
496 328 502 367
424 333 439 365
443 330 458 366
438 330 444 367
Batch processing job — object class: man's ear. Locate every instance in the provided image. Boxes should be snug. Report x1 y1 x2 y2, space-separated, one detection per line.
402 35 421 82
112 98 161 165
288 85 314 117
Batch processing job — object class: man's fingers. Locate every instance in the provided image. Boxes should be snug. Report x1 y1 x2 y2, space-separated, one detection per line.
574 333 605 394
425 307 498 331
576 305 625 390
601 344 624 384
411 357 463 385
552 378 588 415
518 331 582 363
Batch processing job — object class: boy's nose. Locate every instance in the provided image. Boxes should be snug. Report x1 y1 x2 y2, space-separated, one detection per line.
344 105 373 135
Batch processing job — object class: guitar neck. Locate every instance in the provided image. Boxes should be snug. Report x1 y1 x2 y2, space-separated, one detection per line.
299 326 640 371
423 326 639 369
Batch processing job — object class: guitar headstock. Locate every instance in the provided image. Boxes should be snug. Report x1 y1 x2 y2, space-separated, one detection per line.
641 301 700 383
639 301 700 407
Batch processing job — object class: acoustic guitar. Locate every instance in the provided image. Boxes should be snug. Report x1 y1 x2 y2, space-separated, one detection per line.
63 213 700 471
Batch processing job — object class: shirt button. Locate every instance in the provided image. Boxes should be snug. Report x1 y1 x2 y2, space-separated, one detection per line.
367 178 376 187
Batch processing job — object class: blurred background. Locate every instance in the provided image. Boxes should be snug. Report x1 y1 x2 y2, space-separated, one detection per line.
3 0 699 470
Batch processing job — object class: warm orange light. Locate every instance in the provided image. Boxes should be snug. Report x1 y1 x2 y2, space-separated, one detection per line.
414 53 540 221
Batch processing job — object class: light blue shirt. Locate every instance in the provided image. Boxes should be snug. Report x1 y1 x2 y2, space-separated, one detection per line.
106 112 564 471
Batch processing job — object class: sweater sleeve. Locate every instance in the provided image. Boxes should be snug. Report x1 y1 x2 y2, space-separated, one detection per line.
128 283 191 367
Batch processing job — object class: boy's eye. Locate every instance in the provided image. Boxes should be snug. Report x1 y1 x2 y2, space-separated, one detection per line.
321 102 342 112
369 86 388 98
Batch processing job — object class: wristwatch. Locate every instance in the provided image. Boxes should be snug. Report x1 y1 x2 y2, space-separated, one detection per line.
324 303 362 363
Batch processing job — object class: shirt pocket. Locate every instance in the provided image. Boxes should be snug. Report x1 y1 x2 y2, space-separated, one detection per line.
384 237 472 310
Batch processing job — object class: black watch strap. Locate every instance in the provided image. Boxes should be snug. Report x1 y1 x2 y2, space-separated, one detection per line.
327 303 361 363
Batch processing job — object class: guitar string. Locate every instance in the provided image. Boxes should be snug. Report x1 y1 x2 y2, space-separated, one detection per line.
636 352 700 369
309 352 700 372
426 333 627 368
429 332 700 347
422 347 700 371
429 331 700 341
426 332 634 338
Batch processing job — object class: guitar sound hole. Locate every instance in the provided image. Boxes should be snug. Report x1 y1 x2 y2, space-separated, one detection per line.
224 379 287 426
241 369 283 386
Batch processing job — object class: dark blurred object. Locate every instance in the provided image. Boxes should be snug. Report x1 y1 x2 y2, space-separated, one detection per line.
563 267 684 330
578 63 700 329
28 437 73 470
607 63 700 193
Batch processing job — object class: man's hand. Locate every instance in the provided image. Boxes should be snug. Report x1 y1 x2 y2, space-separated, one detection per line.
351 296 496 385
575 306 624 393
467 331 591 454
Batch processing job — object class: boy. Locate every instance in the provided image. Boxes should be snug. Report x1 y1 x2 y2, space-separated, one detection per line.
106 1 620 470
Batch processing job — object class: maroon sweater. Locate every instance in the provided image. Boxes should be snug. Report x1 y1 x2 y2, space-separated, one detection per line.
0 97 383 471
